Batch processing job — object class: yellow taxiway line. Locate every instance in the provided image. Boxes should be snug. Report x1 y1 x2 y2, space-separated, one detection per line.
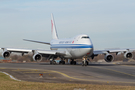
1 67 135 84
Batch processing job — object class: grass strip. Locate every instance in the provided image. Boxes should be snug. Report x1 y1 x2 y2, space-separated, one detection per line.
0 72 135 90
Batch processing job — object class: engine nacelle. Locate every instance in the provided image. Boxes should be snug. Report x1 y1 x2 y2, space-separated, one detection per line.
2 51 10 58
33 53 42 62
104 54 114 62
124 52 133 59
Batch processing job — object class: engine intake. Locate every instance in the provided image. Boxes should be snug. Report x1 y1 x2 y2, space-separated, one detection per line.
104 54 114 62
2 51 10 58
124 52 133 59
33 53 42 62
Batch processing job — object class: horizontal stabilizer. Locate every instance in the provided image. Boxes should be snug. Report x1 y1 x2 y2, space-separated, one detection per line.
23 39 50 45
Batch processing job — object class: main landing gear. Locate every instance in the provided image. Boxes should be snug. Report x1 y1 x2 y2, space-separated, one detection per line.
59 60 65 64
82 57 89 66
49 56 57 65
50 60 56 65
49 56 66 65
70 59 76 65
59 58 65 65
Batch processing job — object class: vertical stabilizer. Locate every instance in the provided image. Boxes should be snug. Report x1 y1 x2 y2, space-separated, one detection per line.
51 13 58 40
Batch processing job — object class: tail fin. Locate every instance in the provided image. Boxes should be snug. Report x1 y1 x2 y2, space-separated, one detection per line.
51 13 58 40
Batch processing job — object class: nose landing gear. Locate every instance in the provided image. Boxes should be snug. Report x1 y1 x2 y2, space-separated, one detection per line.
82 57 89 66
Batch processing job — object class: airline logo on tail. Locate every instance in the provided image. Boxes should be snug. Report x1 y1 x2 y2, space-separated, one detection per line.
51 20 53 33
51 13 58 40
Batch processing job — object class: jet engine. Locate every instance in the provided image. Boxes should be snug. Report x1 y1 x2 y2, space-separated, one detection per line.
124 52 133 59
2 51 10 58
104 54 114 62
33 53 42 62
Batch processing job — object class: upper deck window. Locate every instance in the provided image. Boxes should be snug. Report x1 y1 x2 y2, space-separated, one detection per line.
81 36 89 39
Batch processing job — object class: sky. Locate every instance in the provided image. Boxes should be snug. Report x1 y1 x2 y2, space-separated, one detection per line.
0 0 135 50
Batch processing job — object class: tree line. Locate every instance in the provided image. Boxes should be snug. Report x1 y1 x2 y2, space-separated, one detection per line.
0 52 135 62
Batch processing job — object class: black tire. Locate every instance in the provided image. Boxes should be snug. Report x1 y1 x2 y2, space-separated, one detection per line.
53 61 56 65
50 61 52 65
82 61 87 66
63 61 65 64
62 61 65 64
82 61 84 66
86 61 89 65
59 61 62 64
85 61 87 66
70 61 73 65
73 61 76 65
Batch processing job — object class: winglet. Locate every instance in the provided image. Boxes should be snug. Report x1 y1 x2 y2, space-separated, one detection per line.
51 13 58 40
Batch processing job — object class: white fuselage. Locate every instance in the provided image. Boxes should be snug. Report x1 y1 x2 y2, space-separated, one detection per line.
50 34 94 59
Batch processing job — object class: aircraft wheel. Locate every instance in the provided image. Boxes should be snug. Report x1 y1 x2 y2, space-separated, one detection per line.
53 61 56 65
82 61 87 66
70 61 73 65
73 61 76 65
59 61 65 65
85 61 87 66
62 61 65 64
82 61 84 66
59 61 62 64
86 61 89 65
50 61 52 65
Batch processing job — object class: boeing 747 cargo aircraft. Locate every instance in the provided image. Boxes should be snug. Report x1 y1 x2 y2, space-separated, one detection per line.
0 14 134 66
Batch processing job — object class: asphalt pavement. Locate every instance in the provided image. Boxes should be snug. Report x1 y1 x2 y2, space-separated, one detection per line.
0 62 135 85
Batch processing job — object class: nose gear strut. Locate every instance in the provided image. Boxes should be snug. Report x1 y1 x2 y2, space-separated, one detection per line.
82 56 89 66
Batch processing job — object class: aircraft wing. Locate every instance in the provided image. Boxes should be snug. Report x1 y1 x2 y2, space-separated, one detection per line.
1 48 32 53
0 48 66 60
91 48 135 62
93 48 135 55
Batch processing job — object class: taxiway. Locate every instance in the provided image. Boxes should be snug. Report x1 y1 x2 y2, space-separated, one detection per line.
0 62 135 85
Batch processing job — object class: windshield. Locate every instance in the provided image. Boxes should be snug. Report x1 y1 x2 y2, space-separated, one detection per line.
81 36 89 39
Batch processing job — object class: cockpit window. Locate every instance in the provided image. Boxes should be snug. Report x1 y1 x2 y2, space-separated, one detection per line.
81 36 89 39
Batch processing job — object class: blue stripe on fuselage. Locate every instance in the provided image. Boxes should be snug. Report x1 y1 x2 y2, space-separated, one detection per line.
51 44 93 48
